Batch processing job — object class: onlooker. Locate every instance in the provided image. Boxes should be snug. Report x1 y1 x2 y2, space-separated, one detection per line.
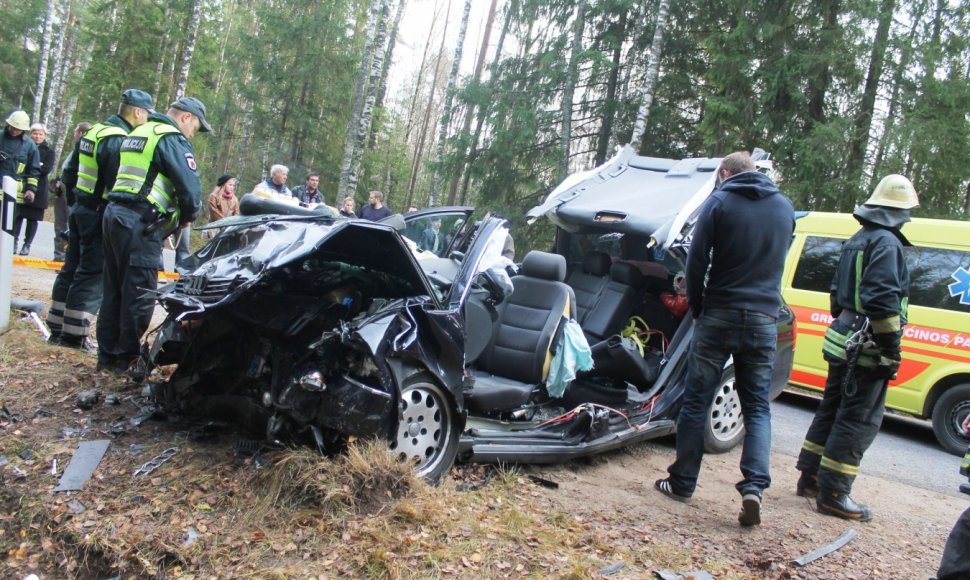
407 204 418 213
292 172 324 206
98 96 208 375
0 111 40 255
420 218 444 254
11 123 55 256
360 190 391 221
795 175 918 523
204 174 240 238
253 164 291 197
655 151 794 527
339 196 357 218
51 122 91 261
47 90 152 352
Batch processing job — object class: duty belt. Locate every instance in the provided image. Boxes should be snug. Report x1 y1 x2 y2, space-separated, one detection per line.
837 310 866 329
74 194 107 211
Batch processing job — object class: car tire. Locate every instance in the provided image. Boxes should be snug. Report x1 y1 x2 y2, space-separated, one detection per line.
389 375 461 483
704 367 745 454
931 384 970 456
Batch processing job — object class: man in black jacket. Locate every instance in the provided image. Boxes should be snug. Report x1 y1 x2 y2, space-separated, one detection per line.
1 110 40 254
655 151 794 527
795 175 918 522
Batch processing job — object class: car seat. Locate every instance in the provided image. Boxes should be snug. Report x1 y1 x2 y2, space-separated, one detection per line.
466 251 576 412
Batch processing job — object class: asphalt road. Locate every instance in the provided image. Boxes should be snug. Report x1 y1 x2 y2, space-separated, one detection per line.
21 219 178 271
772 391 966 498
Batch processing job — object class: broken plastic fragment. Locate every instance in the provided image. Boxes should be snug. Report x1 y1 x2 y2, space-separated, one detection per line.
53 440 111 492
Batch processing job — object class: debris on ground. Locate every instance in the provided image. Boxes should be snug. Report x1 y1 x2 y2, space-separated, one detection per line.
793 528 858 567
75 389 101 410
132 446 180 477
53 439 111 492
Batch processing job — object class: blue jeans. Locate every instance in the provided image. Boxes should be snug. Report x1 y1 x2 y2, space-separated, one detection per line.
667 308 778 497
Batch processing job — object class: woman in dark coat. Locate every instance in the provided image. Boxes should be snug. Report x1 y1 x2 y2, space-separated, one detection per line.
12 123 55 256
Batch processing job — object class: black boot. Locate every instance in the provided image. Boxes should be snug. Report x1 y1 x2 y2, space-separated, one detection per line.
960 483 970 495
18 243 30 256
817 490 872 522
796 472 818 497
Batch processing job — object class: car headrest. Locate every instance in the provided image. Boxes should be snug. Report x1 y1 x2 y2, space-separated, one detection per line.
581 251 611 276
610 262 643 286
521 251 567 282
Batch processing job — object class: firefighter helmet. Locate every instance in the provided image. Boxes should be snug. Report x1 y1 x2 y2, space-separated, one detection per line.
864 174 919 209
5 110 30 131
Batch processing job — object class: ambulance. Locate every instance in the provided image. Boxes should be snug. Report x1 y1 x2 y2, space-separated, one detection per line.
782 212 970 455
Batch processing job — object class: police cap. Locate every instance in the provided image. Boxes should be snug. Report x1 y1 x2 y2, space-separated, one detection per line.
169 97 211 133
121 89 154 111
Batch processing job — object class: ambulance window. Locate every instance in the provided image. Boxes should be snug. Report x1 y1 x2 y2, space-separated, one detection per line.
792 236 842 293
905 247 970 314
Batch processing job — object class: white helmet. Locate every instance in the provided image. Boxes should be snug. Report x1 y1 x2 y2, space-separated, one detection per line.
5 110 30 131
864 174 919 209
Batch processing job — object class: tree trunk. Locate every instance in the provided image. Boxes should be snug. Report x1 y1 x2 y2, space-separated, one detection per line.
558 1 585 180
337 0 383 200
32 0 56 123
459 0 514 205
350 0 390 190
406 0 453 208
845 0 895 191
628 0 669 150
446 0 499 204
594 11 626 166
174 0 203 100
428 0 472 207
42 0 69 128
871 0 925 183
404 0 443 144
368 0 407 149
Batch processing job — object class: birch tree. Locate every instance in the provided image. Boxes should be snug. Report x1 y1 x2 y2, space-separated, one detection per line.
338 0 383 200
629 0 669 150
348 0 390 193
428 0 472 206
174 0 203 100
32 0 56 122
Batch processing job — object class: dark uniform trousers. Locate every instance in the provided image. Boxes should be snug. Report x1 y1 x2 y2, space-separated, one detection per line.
53 193 69 261
937 506 970 580
48 200 105 338
97 202 163 367
795 360 889 495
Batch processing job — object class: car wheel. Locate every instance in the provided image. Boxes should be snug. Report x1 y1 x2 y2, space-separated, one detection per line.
931 384 970 456
704 367 745 454
389 375 460 483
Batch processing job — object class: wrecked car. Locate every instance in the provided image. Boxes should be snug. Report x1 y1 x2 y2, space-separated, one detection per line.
143 147 794 482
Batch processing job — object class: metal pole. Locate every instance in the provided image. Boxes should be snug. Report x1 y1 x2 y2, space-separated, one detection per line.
0 176 17 333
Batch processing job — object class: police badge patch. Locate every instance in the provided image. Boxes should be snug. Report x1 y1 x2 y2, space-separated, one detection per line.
185 153 197 171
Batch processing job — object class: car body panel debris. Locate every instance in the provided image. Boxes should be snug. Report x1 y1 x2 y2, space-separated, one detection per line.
792 528 857 567
53 439 111 492
654 571 714 580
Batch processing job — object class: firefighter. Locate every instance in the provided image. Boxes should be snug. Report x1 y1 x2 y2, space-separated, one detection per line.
96 97 209 375
795 174 919 522
47 89 153 351
1 110 41 252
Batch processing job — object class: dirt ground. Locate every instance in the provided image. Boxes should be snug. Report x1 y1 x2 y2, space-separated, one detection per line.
3 264 966 578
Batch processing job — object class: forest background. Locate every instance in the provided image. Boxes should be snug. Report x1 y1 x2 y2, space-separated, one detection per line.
2 0 967 252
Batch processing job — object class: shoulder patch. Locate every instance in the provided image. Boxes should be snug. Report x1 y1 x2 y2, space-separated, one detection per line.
120 136 149 153
184 153 197 171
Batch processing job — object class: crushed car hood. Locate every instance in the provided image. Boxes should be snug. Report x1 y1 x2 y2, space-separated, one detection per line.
527 145 723 249
175 218 437 306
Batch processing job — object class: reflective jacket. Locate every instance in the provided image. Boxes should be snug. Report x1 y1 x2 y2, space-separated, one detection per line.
0 128 40 199
71 118 129 201
109 113 201 228
822 224 910 366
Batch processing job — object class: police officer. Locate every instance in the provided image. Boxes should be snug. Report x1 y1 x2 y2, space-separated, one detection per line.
97 97 209 374
47 89 153 351
1 111 41 250
795 175 919 522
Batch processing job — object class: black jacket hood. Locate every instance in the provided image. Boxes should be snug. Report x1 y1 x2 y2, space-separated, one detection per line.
719 170 779 200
